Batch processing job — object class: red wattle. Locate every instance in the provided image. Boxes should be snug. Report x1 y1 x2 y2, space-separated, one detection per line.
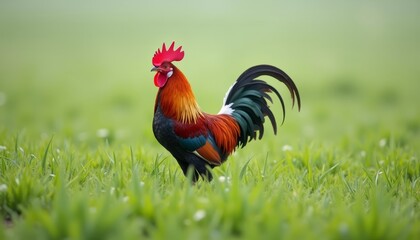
154 72 167 87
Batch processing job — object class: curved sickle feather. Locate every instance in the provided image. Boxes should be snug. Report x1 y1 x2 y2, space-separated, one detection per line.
228 65 301 112
223 64 301 148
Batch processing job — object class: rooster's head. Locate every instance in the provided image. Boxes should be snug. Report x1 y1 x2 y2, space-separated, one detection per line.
151 42 184 87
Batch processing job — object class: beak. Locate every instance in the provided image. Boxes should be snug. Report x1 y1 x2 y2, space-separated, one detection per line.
151 66 158 72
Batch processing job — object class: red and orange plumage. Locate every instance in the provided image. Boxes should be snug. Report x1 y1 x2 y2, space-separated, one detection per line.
151 42 301 181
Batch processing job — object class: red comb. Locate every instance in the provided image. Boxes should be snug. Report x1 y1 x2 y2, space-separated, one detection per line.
152 42 184 66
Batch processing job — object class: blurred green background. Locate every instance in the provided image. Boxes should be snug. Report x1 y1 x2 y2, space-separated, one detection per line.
1 1 419 238
1 0 419 149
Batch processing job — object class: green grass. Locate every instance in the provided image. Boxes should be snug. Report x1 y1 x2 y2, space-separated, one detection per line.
1 0 420 239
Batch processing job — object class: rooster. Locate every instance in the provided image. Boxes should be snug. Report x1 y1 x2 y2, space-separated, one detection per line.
151 42 301 181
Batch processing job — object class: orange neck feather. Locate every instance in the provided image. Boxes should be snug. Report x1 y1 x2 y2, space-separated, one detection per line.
156 66 203 123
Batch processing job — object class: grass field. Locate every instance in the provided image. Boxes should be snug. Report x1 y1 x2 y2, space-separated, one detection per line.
1 0 419 239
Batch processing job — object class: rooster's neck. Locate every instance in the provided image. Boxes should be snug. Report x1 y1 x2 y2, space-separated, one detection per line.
156 66 202 123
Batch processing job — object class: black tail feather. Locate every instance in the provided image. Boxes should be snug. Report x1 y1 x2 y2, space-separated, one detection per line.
224 64 301 148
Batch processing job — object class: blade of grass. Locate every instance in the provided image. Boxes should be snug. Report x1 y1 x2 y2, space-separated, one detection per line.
42 136 54 174
239 156 253 180
318 162 341 182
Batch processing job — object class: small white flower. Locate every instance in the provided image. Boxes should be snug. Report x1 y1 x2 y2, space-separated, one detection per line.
282 145 293 152
193 210 206 221
379 138 387 148
218 176 231 183
0 184 7 192
0 145 6 151
97 128 109 138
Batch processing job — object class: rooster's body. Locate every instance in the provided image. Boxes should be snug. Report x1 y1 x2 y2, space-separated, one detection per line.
151 42 301 181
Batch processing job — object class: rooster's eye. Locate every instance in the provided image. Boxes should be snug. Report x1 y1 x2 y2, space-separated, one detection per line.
162 64 171 70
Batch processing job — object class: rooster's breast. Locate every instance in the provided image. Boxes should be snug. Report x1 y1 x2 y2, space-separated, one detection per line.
153 105 179 150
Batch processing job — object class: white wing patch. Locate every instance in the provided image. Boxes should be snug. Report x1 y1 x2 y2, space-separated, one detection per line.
218 82 236 115
218 103 234 115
